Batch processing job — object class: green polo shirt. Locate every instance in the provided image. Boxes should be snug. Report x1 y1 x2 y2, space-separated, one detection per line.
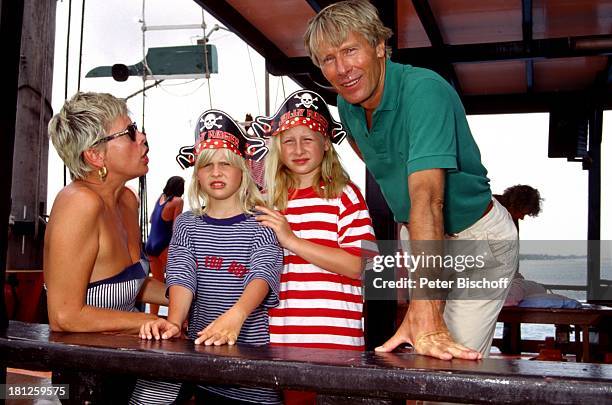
338 60 491 234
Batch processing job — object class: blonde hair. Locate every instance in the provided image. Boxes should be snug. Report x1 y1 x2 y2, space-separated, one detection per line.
48 92 128 180
304 0 393 67
264 131 349 211
188 148 265 216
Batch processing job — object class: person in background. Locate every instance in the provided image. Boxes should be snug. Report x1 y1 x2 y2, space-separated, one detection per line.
145 176 184 315
493 185 546 307
494 184 542 232
304 0 518 359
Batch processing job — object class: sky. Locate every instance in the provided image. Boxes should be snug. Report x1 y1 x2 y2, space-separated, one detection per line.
48 0 611 243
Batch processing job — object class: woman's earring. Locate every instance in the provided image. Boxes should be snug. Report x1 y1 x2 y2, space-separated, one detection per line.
98 166 108 181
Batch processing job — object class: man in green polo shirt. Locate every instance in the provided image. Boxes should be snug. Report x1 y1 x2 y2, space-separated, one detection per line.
304 0 518 360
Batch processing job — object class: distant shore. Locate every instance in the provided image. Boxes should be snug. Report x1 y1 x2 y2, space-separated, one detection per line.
519 254 586 260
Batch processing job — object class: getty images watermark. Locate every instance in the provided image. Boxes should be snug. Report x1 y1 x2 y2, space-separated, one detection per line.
370 251 510 290
362 240 520 300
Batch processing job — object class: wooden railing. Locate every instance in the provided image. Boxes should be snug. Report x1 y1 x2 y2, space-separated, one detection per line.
2 321 612 404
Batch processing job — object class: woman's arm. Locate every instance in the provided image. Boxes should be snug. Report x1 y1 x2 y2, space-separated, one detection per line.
137 277 169 306
161 197 184 222
44 188 158 333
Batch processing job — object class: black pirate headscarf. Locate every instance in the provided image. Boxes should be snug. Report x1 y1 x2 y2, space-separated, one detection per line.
250 90 346 157
176 109 267 169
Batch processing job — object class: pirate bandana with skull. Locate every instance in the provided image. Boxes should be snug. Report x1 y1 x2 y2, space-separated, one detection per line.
251 90 347 151
176 109 267 169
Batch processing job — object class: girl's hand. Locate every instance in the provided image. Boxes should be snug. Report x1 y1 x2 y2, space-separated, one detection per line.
255 205 297 249
140 318 181 340
194 307 247 346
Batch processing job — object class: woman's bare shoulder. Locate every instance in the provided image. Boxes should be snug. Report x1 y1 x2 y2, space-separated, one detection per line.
46 183 104 236
51 183 104 216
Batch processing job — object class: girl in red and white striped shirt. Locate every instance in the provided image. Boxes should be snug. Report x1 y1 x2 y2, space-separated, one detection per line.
253 91 377 356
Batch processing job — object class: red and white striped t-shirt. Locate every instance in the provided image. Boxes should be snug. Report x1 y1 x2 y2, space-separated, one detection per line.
268 182 376 351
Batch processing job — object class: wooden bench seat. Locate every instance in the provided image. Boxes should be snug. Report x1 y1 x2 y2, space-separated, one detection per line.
1 321 611 404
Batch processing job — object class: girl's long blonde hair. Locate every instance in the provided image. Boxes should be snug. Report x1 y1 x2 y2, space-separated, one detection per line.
264 131 349 211
189 148 265 215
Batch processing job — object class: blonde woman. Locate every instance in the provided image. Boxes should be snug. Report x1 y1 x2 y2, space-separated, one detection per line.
45 92 167 333
45 92 168 402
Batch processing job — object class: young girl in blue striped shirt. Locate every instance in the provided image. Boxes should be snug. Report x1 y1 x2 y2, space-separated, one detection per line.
133 110 282 405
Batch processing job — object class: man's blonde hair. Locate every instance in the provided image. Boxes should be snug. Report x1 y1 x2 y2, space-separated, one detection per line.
188 148 265 216
48 92 128 180
264 132 349 211
304 0 393 67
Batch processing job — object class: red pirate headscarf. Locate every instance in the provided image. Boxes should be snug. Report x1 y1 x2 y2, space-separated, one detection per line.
250 90 346 158
176 109 267 169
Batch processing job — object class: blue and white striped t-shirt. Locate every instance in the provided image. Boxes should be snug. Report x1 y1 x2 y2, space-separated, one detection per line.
167 211 282 404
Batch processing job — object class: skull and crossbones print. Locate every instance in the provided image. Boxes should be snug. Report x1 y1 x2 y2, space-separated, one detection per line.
294 91 319 109
200 113 223 130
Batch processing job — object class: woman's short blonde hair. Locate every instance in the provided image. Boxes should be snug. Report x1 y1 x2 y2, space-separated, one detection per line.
264 131 349 211
304 0 393 67
188 148 265 216
48 92 128 180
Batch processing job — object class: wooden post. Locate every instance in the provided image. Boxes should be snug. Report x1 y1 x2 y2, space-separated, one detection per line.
1 0 26 332
586 107 602 302
0 0 26 394
7 0 56 273
364 170 397 349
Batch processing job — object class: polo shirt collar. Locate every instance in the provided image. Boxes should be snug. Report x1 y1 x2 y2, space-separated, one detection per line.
376 59 401 112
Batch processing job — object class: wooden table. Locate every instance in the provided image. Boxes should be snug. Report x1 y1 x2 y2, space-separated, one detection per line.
496 305 612 362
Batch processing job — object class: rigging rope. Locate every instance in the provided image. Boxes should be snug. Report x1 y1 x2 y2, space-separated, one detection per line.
202 10 213 109
76 0 86 91
246 45 261 116
62 0 73 187
139 0 149 245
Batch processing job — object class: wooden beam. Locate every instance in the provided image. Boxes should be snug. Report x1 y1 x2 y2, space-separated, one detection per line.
463 91 612 115
194 0 286 61
373 0 398 57
271 35 612 77
410 0 461 93
522 0 534 92
304 0 336 13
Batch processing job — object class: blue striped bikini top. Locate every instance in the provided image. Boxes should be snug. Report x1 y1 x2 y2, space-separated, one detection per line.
86 260 147 312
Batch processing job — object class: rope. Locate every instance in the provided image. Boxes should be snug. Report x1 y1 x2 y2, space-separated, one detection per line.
63 0 73 187
76 0 86 91
281 76 286 99
139 0 149 245
246 45 261 115
202 10 213 108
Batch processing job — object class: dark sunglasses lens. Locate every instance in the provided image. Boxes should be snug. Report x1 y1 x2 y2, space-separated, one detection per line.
128 123 137 141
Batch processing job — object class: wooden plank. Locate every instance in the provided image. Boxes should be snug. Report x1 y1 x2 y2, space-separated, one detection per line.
497 306 610 325
1 321 611 404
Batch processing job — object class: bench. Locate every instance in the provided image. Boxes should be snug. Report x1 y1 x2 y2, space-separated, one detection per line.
495 305 612 361
2 321 612 404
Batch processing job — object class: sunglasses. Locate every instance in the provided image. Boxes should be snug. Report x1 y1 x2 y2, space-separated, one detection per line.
92 122 138 147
